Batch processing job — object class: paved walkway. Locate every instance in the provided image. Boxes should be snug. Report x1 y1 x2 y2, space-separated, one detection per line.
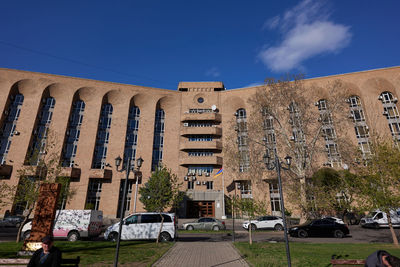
153 241 249 267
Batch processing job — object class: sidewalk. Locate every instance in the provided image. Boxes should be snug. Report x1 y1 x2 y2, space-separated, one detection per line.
153 241 249 267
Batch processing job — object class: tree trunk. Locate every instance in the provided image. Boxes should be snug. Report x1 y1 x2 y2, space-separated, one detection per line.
299 177 308 224
16 207 33 242
387 213 399 247
156 212 165 245
248 217 253 245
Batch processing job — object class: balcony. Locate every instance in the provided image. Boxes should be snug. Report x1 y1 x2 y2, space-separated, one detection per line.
180 156 223 166
88 168 113 179
180 126 222 136
180 140 222 151
182 113 221 122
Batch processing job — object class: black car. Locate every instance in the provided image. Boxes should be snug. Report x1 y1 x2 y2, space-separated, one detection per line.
289 218 350 238
0 215 25 228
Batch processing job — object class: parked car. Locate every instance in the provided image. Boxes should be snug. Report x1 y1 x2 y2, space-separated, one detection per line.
104 212 177 242
360 209 400 228
22 210 103 241
0 215 24 228
289 218 350 238
242 216 284 231
182 217 226 231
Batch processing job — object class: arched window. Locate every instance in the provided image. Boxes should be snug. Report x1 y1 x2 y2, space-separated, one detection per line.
316 99 341 167
91 103 113 169
0 94 24 164
151 109 165 171
123 106 140 165
25 97 56 165
235 108 249 172
379 92 400 141
62 100 85 167
347 96 370 156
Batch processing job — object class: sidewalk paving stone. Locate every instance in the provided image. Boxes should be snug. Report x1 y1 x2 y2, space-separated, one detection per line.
153 241 249 267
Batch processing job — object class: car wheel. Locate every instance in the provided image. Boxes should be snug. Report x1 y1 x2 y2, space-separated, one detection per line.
250 224 257 231
22 230 31 240
298 229 308 238
159 232 171 242
186 225 194 231
212 225 220 231
334 229 344 238
274 224 283 231
108 232 118 242
67 231 80 242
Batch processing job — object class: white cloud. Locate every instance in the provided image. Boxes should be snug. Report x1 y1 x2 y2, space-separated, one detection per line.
259 0 352 72
205 67 220 78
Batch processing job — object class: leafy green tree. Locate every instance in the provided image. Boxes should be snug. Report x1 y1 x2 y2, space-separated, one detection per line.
139 165 182 244
233 198 266 245
307 168 358 218
356 138 400 246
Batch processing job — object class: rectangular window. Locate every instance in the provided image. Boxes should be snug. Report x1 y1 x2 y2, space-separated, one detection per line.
187 181 194 190
385 106 400 118
326 143 340 157
389 123 400 135
323 128 336 140
269 183 281 212
352 109 365 122
206 181 213 190
85 179 102 210
355 125 369 138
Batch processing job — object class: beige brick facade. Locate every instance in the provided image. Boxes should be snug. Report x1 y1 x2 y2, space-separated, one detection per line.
0 66 399 220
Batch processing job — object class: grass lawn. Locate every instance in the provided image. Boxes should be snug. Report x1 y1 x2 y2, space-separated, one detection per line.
234 242 400 267
0 240 173 267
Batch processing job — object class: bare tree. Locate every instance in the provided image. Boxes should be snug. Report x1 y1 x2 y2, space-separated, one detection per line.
1 131 75 242
224 75 355 221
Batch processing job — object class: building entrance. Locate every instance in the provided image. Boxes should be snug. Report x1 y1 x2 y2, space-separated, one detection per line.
187 201 214 218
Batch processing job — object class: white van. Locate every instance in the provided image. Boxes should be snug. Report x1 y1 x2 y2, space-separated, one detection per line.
104 212 177 242
22 210 103 241
360 209 400 228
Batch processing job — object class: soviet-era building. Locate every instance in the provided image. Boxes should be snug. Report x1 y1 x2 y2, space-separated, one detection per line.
0 66 399 219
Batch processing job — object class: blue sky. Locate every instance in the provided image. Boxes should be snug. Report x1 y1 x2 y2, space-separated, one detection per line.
0 0 399 90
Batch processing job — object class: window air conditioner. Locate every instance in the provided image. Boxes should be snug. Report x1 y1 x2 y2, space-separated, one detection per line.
314 102 319 106
183 123 189 127
394 98 398 103
202 181 207 185
205 173 210 177
184 176 188 181
290 136 295 141
378 95 383 100
196 181 201 185
348 113 354 118
345 98 350 103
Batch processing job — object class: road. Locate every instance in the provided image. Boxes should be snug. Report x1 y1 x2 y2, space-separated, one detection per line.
177 225 399 243
1 221 399 243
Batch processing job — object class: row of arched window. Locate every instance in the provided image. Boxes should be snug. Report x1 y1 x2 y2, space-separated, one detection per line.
234 91 400 169
0 92 165 172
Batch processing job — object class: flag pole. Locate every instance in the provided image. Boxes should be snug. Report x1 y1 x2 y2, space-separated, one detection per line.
221 169 226 219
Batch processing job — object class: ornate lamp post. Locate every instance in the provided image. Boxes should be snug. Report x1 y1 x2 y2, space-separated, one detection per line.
113 155 143 267
263 151 292 267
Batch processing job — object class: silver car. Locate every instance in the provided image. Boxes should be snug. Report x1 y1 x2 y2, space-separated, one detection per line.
182 217 226 231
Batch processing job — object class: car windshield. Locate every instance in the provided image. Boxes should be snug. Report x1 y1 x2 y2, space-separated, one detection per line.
367 212 378 218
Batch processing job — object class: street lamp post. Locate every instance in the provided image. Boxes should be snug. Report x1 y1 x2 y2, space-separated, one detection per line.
113 155 143 267
264 151 292 267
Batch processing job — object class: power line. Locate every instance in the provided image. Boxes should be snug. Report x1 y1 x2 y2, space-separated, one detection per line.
0 40 176 88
